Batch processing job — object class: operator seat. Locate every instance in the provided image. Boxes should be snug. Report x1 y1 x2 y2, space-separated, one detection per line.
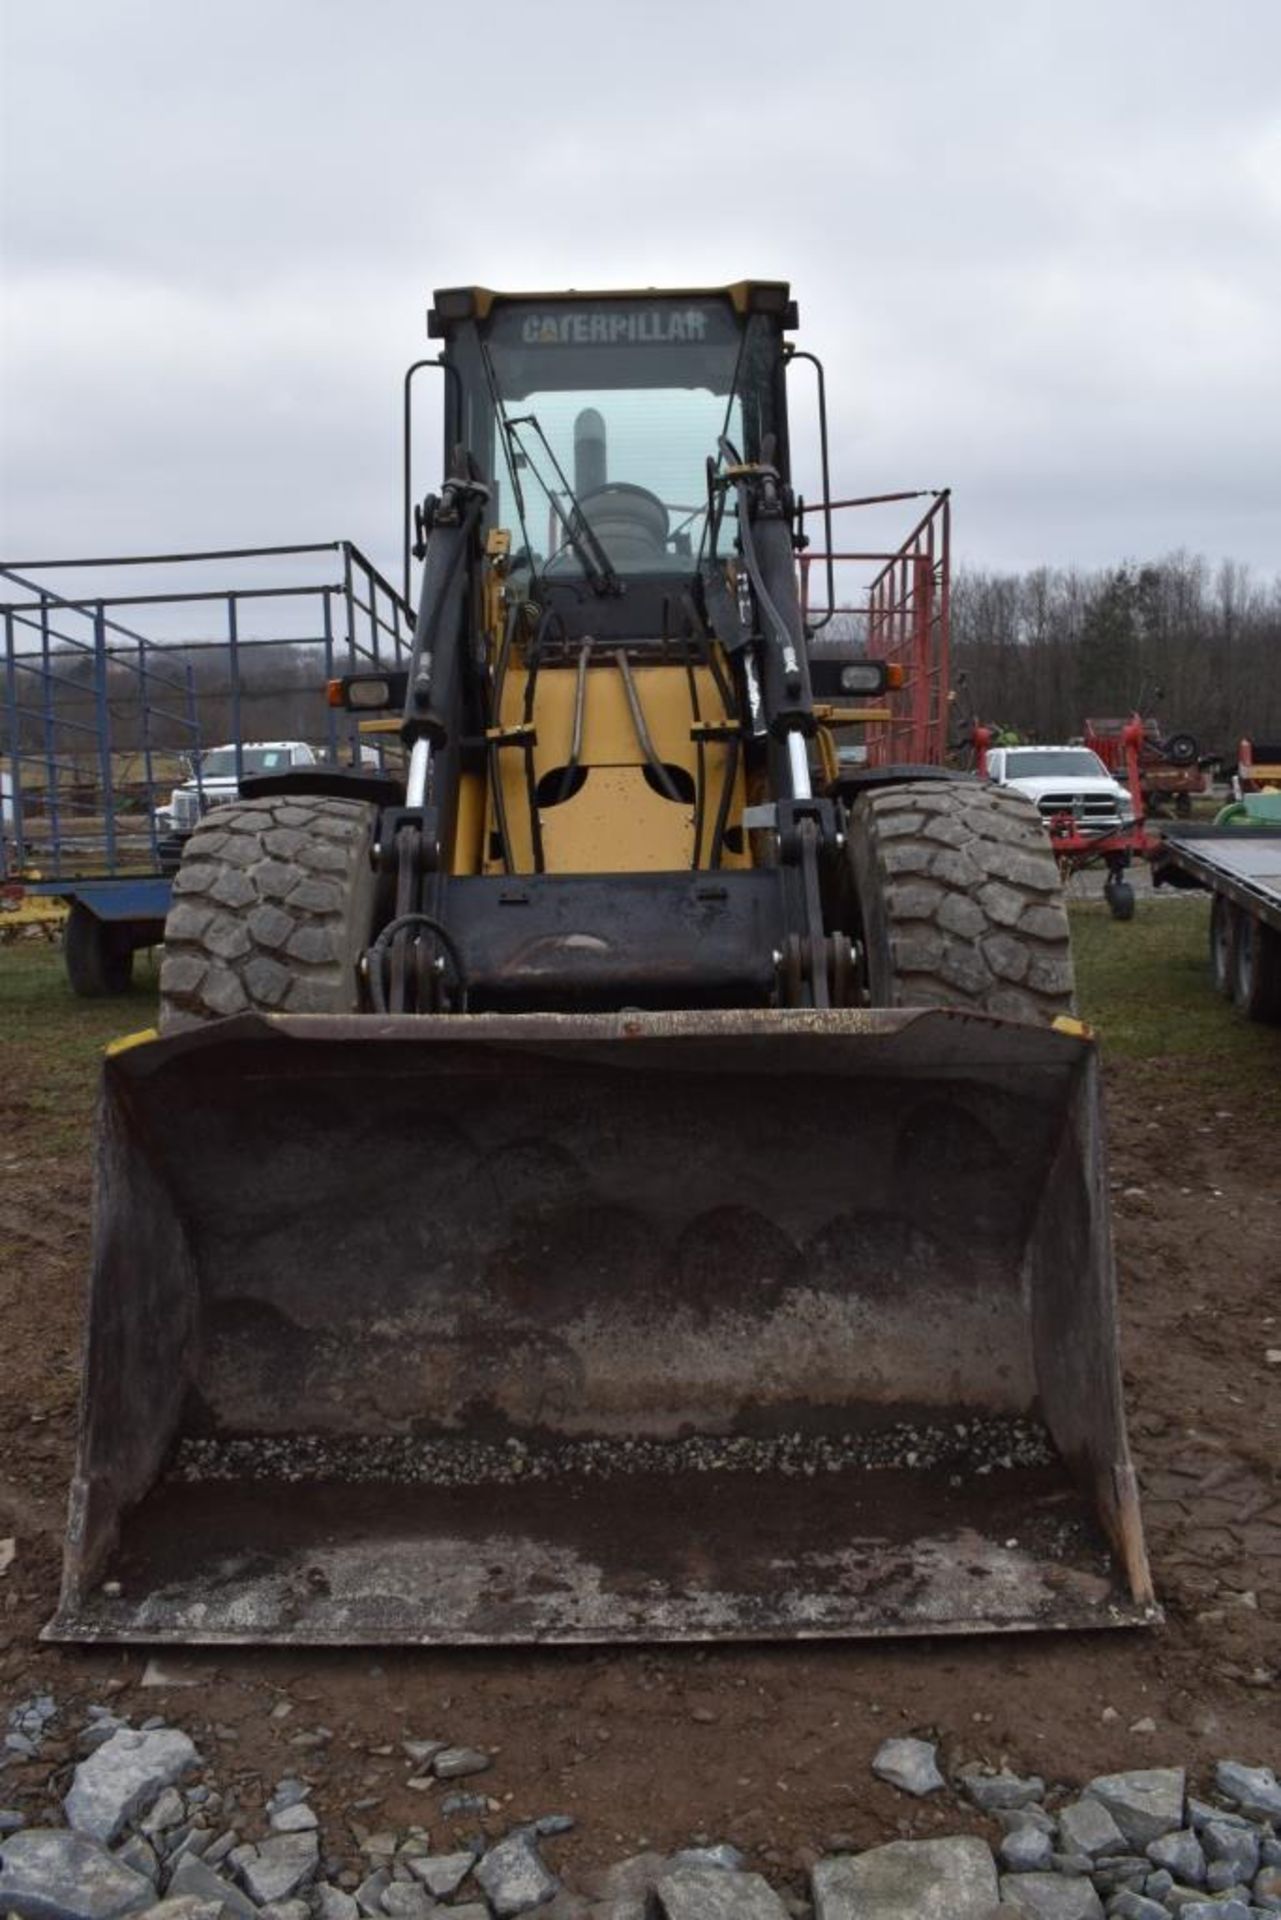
554 483 670 573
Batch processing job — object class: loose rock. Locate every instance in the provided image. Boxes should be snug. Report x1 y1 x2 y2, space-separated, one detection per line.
138 1660 204 1691
269 1803 318 1834
431 1747 492 1781
997 1807 1057 1838
64 1729 200 1846
872 1737 945 1797
266 1781 310 1816
1146 1827 1205 1883
1057 1799 1127 1860
0 1827 154 1920
140 1791 185 1841
997 1871 1104 1917
999 1825 1054 1873
584 1850 669 1910
533 1814 576 1839
379 1887 433 1920
655 1864 789 1919
813 1836 999 1919
1082 1768 1185 1848
353 1867 390 1915
166 1855 258 1920
440 1792 487 1817
961 1770 1047 1812
115 1834 160 1882
1214 1760 1281 1823
1255 1865 1281 1908
1089 1854 1148 1895
405 1849 475 1897
475 1828 559 1915
237 1831 319 1904
314 1889 359 1920
1202 1820 1259 1880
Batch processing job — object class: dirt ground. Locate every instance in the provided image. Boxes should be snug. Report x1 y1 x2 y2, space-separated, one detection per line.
0 917 1277 1890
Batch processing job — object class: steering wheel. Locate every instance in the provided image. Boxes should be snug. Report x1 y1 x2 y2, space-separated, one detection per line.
577 484 671 543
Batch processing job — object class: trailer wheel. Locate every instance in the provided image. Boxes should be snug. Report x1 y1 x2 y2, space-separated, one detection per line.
63 902 134 997
159 795 381 1032
1163 732 1198 765
1209 893 1237 998
1231 909 1281 1024
847 781 1075 1022
1104 876 1136 922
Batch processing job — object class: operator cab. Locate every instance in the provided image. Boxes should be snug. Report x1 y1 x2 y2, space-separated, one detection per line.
429 283 796 642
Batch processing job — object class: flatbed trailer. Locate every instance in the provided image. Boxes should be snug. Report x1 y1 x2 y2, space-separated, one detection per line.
1154 805 1281 1022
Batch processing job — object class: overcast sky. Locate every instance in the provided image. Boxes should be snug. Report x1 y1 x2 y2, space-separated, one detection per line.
2 0 1279 604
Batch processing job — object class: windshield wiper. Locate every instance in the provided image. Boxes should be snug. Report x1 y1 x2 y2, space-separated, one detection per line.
505 413 622 597
473 333 620 596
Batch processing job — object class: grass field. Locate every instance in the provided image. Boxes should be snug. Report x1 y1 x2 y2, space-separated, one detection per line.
3 898 1279 1136
0 940 158 1149
1070 896 1281 1117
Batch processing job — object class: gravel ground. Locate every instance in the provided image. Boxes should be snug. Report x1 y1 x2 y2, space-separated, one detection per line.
171 1419 1056 1490
1 1703 1277 1918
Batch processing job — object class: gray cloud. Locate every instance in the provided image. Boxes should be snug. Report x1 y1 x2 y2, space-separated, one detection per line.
3 0 1279 595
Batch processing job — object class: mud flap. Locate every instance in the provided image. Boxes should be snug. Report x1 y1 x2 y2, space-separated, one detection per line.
48 1008 1156 1644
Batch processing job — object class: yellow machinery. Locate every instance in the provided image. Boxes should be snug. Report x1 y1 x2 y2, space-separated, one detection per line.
49 284 1155 1645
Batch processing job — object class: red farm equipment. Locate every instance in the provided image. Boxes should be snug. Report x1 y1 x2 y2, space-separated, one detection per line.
1085 712 1207 818
797 487 951 780
1236 738 1281 796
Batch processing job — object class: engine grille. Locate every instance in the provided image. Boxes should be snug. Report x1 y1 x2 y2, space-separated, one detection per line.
1035 792 1123 827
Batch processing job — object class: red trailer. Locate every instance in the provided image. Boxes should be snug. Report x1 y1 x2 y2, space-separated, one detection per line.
796 505 1161 919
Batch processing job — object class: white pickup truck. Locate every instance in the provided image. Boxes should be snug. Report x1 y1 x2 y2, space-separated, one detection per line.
162 740 318 839
986 744 1137 833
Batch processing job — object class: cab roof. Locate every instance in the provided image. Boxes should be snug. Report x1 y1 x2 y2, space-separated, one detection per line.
428 281 795 336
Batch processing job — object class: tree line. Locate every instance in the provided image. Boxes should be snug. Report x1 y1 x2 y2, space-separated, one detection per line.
949 555 1281 754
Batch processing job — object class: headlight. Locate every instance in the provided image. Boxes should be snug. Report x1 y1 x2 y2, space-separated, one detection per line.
839 661 888 696
1117 793 1135 820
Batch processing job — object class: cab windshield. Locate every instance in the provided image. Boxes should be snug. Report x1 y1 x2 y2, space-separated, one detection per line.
449 297 784 580
198 747 296 778
1003 749 1110 779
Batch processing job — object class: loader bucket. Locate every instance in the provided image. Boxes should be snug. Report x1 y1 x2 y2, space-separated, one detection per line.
48 1008 1156 1646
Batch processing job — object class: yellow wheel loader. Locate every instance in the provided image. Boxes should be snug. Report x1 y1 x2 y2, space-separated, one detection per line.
49 282 1155 1645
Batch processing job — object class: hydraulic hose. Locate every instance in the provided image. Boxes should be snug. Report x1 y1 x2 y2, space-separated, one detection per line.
615 649 681 802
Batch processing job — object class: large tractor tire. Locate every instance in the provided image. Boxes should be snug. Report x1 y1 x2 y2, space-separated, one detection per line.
847 780 1075 1023
159 795 380 1033
63 901 134 998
